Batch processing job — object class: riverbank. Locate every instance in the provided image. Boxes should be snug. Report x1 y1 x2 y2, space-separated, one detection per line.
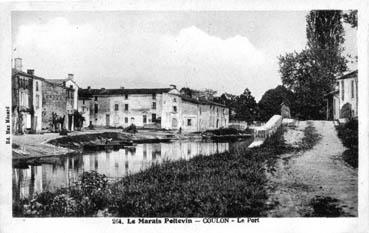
13 126 287 217
12 128 251 161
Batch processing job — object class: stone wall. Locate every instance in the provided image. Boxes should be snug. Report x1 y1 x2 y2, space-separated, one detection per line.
42 81 69 130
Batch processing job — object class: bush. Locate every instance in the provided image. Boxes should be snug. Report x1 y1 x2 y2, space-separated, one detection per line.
124 124 137 134
336 119 358 168
337 119 358 150
59 128 68 135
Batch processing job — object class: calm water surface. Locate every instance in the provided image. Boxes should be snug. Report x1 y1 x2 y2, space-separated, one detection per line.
13 139 252 200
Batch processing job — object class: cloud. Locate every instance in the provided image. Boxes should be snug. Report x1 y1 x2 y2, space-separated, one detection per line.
14 18 271 99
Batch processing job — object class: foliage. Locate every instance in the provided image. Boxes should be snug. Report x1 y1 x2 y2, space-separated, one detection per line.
204 127 240 136
73 110 85 130
336 119 358 150
299 121 321 150
49 112 65 132
258 85 295 121
14 171 112 217
279 10 347 120
232 88 259 124
124 124 137 134
343 10 358 29
336 119 358 168
305 196 344 217
340 103 352 118
15 127 292 217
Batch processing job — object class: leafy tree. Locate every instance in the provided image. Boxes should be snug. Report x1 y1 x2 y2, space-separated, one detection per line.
234 88 258 124
258 85 295 121
343 10 358 29
279 10 347 120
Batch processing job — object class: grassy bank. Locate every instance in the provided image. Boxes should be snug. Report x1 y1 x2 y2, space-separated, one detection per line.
14 126 291 217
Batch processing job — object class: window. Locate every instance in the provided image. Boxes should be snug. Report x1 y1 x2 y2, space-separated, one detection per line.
83 99 85 104
173 98 176 102
125 104 129 111
152 114 156 122
187 119 192 126
173 106 177 112
152 102 156 109
94 104 98 113
35 94 40 109
36 81 39 91
94 96 98 101
152 93 156 100
125 117 128 123
143 115 147 123
351 80 355 99
341 81 345 101
115 104 119 111
199 107 202 115
125 94 128 100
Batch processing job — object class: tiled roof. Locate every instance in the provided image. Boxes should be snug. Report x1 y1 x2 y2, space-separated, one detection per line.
337 70 358 80
78 88 172 98
12 69 45 81
180 95 226 107
79 88 227 107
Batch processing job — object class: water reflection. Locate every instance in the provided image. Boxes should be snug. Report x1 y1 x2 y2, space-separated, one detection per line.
13 140 251 200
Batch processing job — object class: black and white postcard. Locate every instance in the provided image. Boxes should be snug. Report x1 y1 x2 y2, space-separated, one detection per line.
0 1 368 233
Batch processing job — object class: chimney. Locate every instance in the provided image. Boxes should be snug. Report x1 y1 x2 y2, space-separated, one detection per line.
14 58 22 71
170 84 176 89
120 86 125 89
68 74 74 80
87 86 91 90
27 69 34 75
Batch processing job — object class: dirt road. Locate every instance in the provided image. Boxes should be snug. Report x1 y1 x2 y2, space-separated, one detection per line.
266 120 357 217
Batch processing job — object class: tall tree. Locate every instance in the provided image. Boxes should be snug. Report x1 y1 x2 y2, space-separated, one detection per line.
234 88 258 124
279 10 347 120
343 10 358 29
258 85 295 122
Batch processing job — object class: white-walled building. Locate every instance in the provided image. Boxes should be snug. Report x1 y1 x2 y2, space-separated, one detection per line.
78 86 229 131
325 70 358 120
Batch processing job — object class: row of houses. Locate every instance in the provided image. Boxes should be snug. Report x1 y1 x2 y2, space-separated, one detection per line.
78 86 229 131
12 59 229 134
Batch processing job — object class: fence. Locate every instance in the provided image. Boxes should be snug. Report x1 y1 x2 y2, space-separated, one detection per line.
253 115 282 139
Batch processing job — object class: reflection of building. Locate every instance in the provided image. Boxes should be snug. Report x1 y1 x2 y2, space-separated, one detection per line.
13 141 229 200
78 86 229 131
325 70 358 120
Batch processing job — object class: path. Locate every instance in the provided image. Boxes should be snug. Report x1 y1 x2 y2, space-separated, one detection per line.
266 120 357 217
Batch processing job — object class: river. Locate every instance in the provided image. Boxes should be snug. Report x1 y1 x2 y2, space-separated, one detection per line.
13 138 253 201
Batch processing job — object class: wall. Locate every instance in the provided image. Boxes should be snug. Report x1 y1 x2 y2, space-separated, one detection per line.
90 93 164 128
42 81 69 130
78 99 90 127
160 93 181 129
12 73 33 133
32 79 43 132
66 80 78 110
339 77 358 118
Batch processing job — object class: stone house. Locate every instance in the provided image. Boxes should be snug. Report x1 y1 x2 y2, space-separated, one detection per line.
78 86 229 131
325 70 358 120
12 59 43 134
11 58 77 133
42 80 75 131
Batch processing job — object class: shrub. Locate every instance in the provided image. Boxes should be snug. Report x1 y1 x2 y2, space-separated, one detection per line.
336 119 358 168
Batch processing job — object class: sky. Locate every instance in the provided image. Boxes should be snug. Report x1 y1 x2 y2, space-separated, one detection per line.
12 11 357 100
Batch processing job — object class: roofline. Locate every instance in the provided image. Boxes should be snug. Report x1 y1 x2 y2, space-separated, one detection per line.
337 70 358 80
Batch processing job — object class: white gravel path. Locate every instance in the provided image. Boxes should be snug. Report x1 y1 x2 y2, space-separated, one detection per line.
266 120 357 217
